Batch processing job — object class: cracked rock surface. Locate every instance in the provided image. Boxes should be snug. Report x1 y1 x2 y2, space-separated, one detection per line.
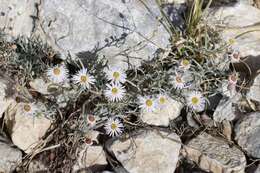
183 133 246 173
209 2 260 58
0 0 40 37
38 0 170 67
247 73 260 103
5 103 52 153
107 130 181 173
0 0 170 67
0 136 22 173
235 112 260 158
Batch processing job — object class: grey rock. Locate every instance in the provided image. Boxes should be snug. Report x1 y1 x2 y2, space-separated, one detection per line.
254 165 260 173
0 80 15 118
208 3 260 58
5 103 52 153
209 3 260 28
183 133 246 173
73 145 107 173
213 97 237 122
235 112 260 158
0 0 39 37
239 0 255 5
0 139 22 173
247 74 260 103
140 98 183 126
39 0 170 67
108 130 181 173
161 0 186 4
187 112 199 128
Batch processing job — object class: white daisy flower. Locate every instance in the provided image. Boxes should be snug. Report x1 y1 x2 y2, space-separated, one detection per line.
104 118 124 137
20 102 37 116
47 64 68 83
105 66 126 83
157 94 169 108
179 59 191 70
72 68 95 89
139 96 157 112
172 73 185 89
187 91 206 112
104 83 126 102
230 50 240 63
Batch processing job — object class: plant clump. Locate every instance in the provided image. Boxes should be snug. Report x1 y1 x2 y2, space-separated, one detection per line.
0 0 245 171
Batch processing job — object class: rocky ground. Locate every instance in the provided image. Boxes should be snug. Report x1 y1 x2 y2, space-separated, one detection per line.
0 0 260 173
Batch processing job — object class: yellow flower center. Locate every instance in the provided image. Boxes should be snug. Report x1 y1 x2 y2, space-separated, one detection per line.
176 76 182 83
80 75 88 83
228 38 236 45
111 87 118 94
159 97 166 104
191 97 199 105
145 99 153 107
23 104 31 112
113 71 120 79
53 67 61 75
182 59 190 66
111 123 117 130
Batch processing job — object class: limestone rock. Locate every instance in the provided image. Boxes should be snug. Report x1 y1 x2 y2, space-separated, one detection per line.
73 145 107 173
254 165 260 173
235 112 260 158
213 97 237 122
0 80 15 118
6 103 52 153
209 3 260 57
239 0 255 5
187 112 199 128
183 133 246 173
161 0 186 4
140 98 183 126
29 78 50 95
39 0 170 67
108 130 181 173
0 139 22 173
209 3 260 28
247 74 260 103
0 0 39 37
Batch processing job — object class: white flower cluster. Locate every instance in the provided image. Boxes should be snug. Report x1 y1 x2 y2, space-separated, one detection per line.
47 64 96 90
43 60 208 138
103 67 126 137
46 64 127 137
172 59 206 112
19 102 53 117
